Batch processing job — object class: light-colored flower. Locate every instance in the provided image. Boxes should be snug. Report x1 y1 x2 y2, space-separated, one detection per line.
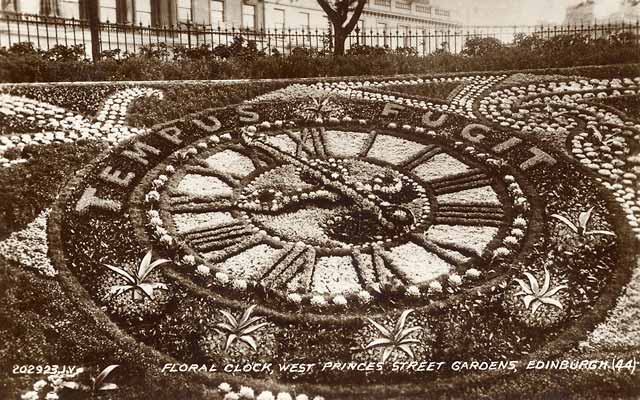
145 190 160 203
276 393 293 400
33 379 48 391
182 255 196 266
257 391 275 400
429 280 443 292
357 290 373 303
448 274 463 286
287 293 303 303
239 386 255 398
232 279 248 290
219 382 232 392
310 295 327 306
493 247 511 258
406 286 421 297
295 395 309 400
21 391 39 400
465 268 481 279
45 392 59 400
215 272 230 285
224 393 240 400
159 234 173 246
165 165 176 174
332 295 348 306
196 264 210 276
149 216 163 226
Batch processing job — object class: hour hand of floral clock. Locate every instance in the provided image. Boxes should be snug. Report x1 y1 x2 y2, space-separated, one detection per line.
238 131 416 232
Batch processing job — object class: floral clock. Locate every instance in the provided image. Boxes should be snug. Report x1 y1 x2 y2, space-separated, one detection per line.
47 82 635 400
154 121 525 306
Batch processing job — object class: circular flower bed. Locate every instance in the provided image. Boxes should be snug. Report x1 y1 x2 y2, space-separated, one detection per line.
4 69 640 399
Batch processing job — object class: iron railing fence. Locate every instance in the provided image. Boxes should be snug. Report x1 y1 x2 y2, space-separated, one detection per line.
0 12 639 59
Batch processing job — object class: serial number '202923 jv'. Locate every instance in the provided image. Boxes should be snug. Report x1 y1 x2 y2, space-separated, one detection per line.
12 365 80 375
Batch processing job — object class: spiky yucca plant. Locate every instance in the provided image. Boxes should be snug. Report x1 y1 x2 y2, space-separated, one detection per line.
305 96 332 120
215 305 268 352
366 309 422 363
551 207 615 237
105 250 170 302
61 365 119 394
514 267 568 315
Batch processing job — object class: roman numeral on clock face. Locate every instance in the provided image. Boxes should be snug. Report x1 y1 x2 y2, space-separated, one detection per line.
260 244 316 289
429 169 493 195
183 165 241 188
402 144 443 170
371 244 410 285
434 202 505 227
287 127 328 159
184 221 255 253
169 192 234 214
409 233 474 267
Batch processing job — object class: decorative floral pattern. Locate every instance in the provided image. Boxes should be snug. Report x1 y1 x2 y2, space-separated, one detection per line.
3 70 639 399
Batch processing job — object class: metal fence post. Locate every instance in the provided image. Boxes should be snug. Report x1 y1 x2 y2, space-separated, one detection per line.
187 20 192 48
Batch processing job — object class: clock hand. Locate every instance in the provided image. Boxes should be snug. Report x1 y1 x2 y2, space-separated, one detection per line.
239 131 414 231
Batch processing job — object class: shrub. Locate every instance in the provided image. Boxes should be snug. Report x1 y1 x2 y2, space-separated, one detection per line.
0 28 638 83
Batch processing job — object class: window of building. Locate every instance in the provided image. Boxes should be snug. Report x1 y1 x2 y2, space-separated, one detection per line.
416 5 431 14
136 0 152 26
40 0 60 16
177 0 192 23
299 11 310 31
242 4 256 29
20 0 39 14
399 24 410 46
100 0 118 22
210 0 224 26
273 8 285 30
396 0 411 11
376 22 388 45
435 8 450 17
373 0 391 8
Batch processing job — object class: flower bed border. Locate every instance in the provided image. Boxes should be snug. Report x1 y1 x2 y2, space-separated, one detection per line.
44 83 638 399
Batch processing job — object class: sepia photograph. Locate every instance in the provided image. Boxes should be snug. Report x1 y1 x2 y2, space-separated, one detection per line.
0 0 639 399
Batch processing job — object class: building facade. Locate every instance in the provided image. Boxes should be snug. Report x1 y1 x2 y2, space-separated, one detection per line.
1 0 458 30
566 0 640 25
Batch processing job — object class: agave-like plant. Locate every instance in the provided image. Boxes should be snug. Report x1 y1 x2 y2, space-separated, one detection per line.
365 309 422 363
61 365 119 394
514 267 568 315
550 207 615 237
305 96 332 120
105 250 171 302
215 305 268 352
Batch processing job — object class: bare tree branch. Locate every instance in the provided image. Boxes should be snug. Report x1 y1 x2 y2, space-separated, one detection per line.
316 0 366 54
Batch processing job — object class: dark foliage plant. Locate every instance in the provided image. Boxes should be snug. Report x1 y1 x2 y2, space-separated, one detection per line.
0 30 639 82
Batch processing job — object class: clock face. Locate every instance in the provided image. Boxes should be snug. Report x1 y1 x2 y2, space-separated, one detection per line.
52 79 631 397
160 125 519 302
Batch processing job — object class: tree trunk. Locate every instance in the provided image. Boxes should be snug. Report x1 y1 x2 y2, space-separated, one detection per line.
87 0 101 61
334 28 347 56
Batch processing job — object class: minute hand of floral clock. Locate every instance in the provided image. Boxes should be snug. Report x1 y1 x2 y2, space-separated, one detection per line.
241 132 399 230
